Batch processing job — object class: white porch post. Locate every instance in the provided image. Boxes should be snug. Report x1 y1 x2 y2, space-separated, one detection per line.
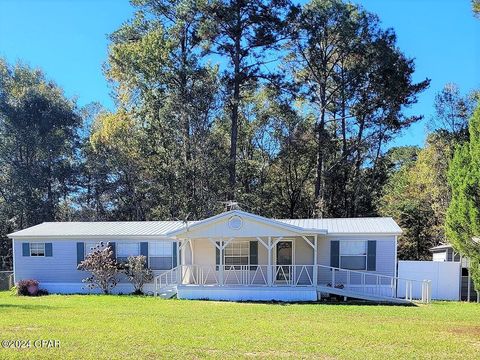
177 240 181 267
267 236 272 286
189 239 194 265
468 258 471 302
313 235 318 286
177 239 182 285
219 238 224 286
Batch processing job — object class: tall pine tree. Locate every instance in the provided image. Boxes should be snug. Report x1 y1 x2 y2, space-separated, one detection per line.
446 105 480 300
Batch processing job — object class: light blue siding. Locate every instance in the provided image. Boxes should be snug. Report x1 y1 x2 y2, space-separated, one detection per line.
13 239 172 286
14 240 86 283
318 235 396 284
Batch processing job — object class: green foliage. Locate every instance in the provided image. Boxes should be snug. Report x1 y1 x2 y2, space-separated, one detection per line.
0 59 83 269
429 83 477 142
0 293 480 359
288 0 429 217
198 0 291 196
0 1 444 268
379 135 457 259
0 60 82 227
446 105 480 293
379 84 478 260
474 0 480 17
99 0 223 220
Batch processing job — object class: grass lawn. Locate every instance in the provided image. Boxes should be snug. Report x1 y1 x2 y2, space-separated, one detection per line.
0 292 479 359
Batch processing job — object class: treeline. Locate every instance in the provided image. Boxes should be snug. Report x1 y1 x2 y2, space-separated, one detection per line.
92 0 428 221
3 0 468 270
379 84 479 260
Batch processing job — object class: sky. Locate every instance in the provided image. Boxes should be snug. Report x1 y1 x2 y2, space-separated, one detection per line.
0 0 478 148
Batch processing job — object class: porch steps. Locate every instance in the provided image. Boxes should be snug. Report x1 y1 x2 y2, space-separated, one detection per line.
157 285 177 299
316 285 411 304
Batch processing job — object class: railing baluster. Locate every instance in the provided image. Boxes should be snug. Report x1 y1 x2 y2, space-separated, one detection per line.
165 264 431 303
362 273 365 294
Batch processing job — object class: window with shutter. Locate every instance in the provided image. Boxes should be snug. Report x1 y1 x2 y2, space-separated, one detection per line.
30 243 46 257
149 241 173 270
339 241 367 270
116 242 140 263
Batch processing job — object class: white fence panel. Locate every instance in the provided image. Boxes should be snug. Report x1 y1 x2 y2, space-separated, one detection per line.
398 261 460 300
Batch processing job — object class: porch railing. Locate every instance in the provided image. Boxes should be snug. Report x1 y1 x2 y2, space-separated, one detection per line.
153 267 179 296
153 264 432 303
317 264 431 303
175 264 316 287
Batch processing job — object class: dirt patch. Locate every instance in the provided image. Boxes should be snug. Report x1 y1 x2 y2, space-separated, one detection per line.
448 326 480 336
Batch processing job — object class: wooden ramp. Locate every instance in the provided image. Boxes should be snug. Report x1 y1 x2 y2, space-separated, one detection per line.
316 285 411 304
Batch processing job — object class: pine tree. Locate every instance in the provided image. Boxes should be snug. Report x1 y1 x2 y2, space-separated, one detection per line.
446 105 480 299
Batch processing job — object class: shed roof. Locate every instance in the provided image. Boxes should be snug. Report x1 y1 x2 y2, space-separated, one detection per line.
8 211 402 238
429 244 453 251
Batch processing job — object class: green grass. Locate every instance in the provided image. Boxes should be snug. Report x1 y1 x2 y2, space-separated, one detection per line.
0 292 479 359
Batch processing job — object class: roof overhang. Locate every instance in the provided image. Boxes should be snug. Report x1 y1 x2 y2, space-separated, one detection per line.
166 210 328 238
429 244 453 252
8 234 177 241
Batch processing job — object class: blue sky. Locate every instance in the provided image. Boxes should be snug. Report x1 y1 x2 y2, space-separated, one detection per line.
0 0 478 147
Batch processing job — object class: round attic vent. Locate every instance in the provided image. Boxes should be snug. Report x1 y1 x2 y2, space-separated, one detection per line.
228 215 243 230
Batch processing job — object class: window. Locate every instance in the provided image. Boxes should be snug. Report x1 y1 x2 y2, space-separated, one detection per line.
116 242 140 263
85 242 99 257
149 241 173 270
224 241 249 267
432 252 446 262
30 243 45 257
340 241 367 270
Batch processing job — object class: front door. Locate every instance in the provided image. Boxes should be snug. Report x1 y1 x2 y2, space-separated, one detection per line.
276 241 293 281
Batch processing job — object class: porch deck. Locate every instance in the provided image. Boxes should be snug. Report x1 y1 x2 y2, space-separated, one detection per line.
154 264 431 303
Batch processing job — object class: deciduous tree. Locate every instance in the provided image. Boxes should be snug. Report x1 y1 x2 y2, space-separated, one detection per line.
287 0 429 217
122 255 153 295
78 242 119 294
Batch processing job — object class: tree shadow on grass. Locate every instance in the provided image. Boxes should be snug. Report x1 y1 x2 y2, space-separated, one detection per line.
189 298 417 307
0 304 56 310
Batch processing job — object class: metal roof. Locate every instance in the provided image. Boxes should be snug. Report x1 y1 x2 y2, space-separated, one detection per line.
429 244 453 251
7 221 194 238
8 213 401 238
277 217 402 235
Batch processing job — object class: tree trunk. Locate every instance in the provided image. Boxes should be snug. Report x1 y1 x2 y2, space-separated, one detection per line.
314 112 326 218
228 12 242 200
351 115 366 216
340 70 348 217
179 25 193 211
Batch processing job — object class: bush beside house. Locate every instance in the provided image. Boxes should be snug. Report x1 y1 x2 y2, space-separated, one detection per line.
78 242 154 295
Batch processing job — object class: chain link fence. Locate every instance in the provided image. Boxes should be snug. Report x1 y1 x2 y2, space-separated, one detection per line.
0 271 13 290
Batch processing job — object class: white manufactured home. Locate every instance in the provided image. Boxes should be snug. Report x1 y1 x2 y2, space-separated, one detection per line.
8 210 431 303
